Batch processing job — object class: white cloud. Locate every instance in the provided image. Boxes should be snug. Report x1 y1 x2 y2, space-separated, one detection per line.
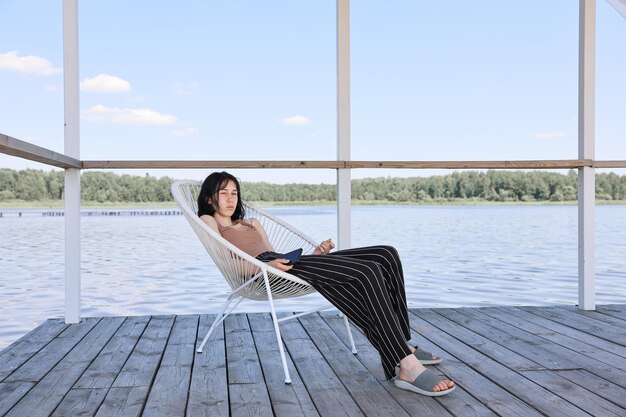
0 51 61 76
535 131 566 139
282 115 311 126
80 74 131 93
172 127 200 136
81 104 177 126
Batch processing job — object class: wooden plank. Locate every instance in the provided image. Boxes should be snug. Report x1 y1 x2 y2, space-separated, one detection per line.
594 160 626 168
50 316 150 417
405 309 546 417
419 308 544 371
278 313 365 417
92 316 173 417
4 317 124 417
555 369 626 409
186 314 228 417
2 130 620 173
298 313 412 417
558 305 626 330
94 386 149 417
436 308 579 370
0 381 35 416
0 133 81 168
142 315 198 417
319 315 388 376
248 313 320 417
0 321 68 415
410 309 586 417
73 316 151 389
348 159 593 169
4 317 100 383
595 304 626 321
0 319 68 381
441 308 626 389
488 307 626 359
522 306 626 346
111 315 174 388
321 313 482 417
479 307 626 372
2 308 626 417
225 314 273 417
51 388 108 417
80 159 597 170
82 160 345 169
520 369 626 417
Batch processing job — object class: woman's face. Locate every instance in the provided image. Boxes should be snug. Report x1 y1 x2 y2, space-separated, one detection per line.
214 179 238 218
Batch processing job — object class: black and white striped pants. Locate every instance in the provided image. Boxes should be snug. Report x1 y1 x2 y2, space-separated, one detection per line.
267 245 413 380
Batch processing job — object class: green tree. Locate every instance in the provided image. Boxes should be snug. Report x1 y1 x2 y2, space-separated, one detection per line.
0 169 17 195
15 169 46 200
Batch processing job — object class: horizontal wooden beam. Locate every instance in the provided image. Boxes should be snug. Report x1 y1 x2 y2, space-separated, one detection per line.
0 133 80 169
349 160 594 169
593 160 626 169
1 137 623 171
81 160 345 169
81 159 598 170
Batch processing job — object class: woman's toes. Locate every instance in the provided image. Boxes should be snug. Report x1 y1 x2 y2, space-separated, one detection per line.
434 380 454 392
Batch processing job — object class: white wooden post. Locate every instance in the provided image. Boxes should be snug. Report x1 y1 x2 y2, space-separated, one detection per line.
578 0 596 310
63 0 81 323
337 0 351 250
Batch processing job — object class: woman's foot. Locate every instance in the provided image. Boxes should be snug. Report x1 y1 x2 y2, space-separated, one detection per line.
396 354 455 396
408 345 442 365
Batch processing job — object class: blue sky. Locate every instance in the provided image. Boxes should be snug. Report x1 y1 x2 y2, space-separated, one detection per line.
1 1 625 184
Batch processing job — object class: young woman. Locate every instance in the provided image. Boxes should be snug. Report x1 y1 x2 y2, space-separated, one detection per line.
197 171 455 397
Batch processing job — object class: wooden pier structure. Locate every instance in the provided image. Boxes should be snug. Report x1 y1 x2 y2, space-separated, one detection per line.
0 209 182 218
1 304 625 417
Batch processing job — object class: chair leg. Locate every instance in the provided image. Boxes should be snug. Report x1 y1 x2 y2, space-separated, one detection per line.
263 271 292 384
197 294 242 353
343 314 358 354
197 314 220 353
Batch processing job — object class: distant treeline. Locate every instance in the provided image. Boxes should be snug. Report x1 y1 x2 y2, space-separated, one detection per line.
1 168 625 203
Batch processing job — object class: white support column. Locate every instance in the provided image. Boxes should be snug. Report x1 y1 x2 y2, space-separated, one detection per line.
63 0 81 323
578 0 596 310
337 0 351 250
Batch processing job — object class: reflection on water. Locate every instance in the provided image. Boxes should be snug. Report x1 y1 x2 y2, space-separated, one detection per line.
0 205 625 349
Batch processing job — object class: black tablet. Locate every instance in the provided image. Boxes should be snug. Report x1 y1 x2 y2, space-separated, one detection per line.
276 248 303 265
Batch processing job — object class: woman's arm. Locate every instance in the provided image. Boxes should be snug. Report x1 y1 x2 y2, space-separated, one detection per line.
201 215 292 272
250 218 294 271
199 214 256 276
313 238 335 255
200 214 220 233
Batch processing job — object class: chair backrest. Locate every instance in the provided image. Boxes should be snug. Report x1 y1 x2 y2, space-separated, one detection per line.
171 180 318 300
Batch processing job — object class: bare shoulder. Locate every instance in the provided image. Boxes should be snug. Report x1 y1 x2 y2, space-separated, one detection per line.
248 217 267 231
199 214 219 232
249 218 264 229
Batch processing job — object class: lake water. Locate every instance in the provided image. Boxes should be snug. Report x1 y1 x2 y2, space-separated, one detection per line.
1 204 625 350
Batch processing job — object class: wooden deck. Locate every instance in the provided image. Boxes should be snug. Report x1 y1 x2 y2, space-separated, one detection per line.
1 305 625 417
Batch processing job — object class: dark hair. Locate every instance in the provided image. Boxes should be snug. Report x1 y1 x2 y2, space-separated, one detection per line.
197 171 246 220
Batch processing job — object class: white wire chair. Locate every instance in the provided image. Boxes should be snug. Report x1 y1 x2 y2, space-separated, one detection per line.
171 180 357 384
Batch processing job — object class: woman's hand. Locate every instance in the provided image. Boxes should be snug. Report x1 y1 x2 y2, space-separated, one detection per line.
314 239 335 255
268 258 294 271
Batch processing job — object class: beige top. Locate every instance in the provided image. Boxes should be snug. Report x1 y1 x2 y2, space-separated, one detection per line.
217 220 272 257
